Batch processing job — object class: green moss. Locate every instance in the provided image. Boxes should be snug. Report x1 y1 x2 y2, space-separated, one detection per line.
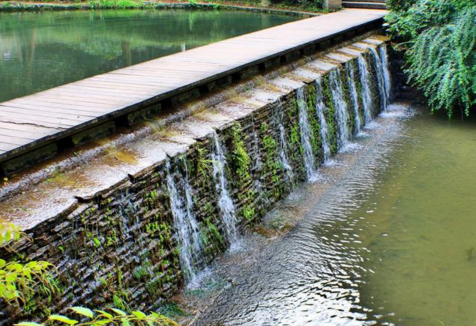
353 59 366 128
225 123 257 225
286 97 306 179
321 75 338 155
205 217 224 245
260 122 285 201
306 84 323 165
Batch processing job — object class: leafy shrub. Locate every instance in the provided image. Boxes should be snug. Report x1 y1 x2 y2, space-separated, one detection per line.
386 0 476 117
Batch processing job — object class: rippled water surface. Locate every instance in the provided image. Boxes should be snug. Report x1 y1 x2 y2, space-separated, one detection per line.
195 104 476 326
0 10 297 102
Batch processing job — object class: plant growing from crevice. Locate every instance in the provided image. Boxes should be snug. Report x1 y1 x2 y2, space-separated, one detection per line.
0 223 57 307
1 223 179 325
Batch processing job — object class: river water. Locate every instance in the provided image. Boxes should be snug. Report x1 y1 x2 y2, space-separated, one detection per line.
0 9 297 102
190 102 476 326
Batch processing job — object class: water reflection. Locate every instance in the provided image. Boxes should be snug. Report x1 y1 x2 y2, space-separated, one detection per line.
0 10 297 102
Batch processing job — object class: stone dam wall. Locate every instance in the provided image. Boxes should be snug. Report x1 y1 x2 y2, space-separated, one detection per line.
0 35 392 324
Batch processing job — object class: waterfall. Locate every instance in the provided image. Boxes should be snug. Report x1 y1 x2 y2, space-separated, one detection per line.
276 100 294 181
211 131 239 248
314 79 331 163
346 61 362 135
329 69 350 150
369 47 388 111
357 55 373 125
379 45 392 103
297 87 318 182
166 159 202 282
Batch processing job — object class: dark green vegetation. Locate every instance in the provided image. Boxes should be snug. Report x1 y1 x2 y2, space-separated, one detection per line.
0 0 325 12
0 224 178 326
386 0 476 117
0 9 297 102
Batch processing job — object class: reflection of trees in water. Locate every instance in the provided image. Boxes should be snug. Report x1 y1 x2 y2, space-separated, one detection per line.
0 10 296 102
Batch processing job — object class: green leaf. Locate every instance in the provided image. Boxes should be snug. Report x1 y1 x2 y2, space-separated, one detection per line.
92 320 110 326
132 311 146 319
14 322 44 326
121 319 131 326
110 308 126 316
48 315 79 325
70 307 94 318
94 310 113 319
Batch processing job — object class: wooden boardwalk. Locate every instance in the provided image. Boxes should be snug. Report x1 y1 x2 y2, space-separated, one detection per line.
0 9 386 166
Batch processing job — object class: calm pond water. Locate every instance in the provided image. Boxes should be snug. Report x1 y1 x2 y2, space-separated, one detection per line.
356 107 476 325
195 103 476 326
0 9 297 102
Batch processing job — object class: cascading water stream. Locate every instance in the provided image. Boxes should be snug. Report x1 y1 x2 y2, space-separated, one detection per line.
211 131 239 249
329 69 350 150
297 87 318 181
357 55 373 125
276 100 294 181
369 47 388 111
346 61 362 135
314 79 331 163
166 159 203 282
379 45 392 103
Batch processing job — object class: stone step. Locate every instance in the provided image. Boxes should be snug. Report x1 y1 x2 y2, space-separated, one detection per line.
342 1 387 9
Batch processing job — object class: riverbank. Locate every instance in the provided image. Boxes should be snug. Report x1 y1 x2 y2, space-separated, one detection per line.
0 0 325 15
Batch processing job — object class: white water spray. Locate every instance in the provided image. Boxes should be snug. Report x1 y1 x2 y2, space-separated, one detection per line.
346 61 362 135
211 132 239 248
379 45 392 103
369 47 388 111
357 55 373 125
314 79 331 163
297 87 318 182
329 69 350 150
276 100 294 181
166 159 203 282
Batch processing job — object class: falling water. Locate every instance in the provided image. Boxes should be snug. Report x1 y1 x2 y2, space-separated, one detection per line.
379 45 392 103
329 69 350 150
166 159 203 281
369 47 388 111
314 79 331 162
346 61 362 135
211 132 239 248
297 87 318 181
276 100 294 181
357 55 373 125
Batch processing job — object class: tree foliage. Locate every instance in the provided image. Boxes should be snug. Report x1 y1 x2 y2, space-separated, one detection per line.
386 0 476 117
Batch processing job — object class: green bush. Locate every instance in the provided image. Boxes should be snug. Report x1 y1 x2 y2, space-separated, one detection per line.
386 0 476 117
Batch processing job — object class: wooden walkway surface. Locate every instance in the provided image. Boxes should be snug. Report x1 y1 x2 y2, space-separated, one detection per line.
0 9 386 163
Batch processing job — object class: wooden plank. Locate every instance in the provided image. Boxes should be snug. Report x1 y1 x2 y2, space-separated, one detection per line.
0 134 33 146
0 142 17 152
0 122 60 135
0 9 386 164
2 100 110 115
